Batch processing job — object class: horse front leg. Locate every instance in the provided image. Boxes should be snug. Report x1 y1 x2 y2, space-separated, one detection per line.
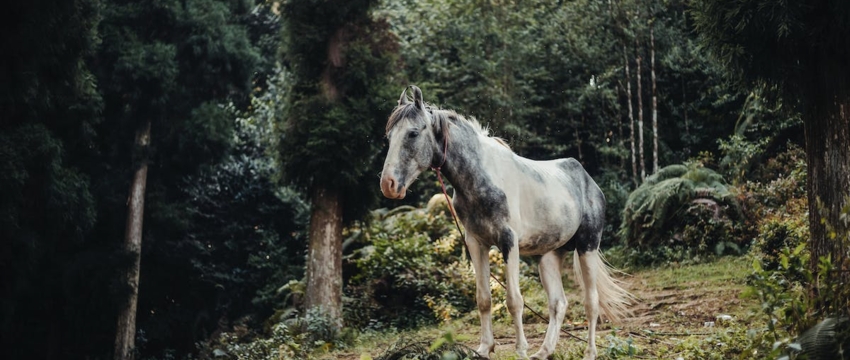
502 230 528 358
466 237 495 357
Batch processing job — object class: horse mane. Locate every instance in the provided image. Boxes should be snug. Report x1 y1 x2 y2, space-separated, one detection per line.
385 103 511 151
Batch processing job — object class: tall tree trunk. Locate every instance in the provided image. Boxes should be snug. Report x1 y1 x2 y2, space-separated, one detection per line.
805 57 850 313
681 9 689 138
682 77 689 137
624 44 638 186
635 37 646 181
305 185 343 329
115 120 151 360
617 83 625 171
650 25 659 175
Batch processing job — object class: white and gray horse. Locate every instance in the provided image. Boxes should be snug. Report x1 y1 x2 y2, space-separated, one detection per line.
379 86 633 359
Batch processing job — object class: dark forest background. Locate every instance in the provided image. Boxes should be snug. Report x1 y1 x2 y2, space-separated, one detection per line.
2 0 848 359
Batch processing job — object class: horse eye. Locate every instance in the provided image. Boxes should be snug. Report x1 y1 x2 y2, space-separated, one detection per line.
408 131 419 139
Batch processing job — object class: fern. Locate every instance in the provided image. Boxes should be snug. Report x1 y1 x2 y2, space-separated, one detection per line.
619 164 744 261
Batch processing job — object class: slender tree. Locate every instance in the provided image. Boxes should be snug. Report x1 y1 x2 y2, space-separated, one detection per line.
650 22 659 174
114 121 150 360
693 0 850 312
94 1 258 358
635 36 646 180
279 0 399 328
623 45 638 185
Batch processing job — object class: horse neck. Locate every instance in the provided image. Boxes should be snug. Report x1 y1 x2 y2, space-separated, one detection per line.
438 124 499 198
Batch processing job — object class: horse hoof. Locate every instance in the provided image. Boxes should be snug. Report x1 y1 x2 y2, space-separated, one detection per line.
475 345 493 359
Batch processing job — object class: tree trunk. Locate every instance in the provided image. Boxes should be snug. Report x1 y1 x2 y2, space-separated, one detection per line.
635 37 646 181
650 25 659 175
305 185 344 329
617 83 625 171
682 77 689 137
115 120 151 360
680 8 690 138
805 73 850 313
624 44 638 186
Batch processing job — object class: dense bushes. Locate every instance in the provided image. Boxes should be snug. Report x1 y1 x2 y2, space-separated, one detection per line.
738 145 849 358
345 199 476 329
616 163 744 266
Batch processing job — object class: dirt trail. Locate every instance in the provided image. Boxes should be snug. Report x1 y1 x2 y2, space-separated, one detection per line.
488 265 751 357
332 258 754 359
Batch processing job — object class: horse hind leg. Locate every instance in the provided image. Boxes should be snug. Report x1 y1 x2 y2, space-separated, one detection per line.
574 249 634 360
575 250 600 360
530 251 568 360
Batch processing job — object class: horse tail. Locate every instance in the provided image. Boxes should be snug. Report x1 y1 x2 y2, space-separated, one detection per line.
573 250 635 323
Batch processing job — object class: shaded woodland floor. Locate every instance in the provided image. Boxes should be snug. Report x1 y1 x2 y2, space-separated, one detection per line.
328 256 759 359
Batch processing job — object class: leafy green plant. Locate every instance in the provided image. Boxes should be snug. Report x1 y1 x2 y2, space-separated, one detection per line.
604 334 640 358
618 163 744 266
345 205 476 329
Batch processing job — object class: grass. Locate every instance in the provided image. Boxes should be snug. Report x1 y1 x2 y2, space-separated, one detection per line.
322 256 765 360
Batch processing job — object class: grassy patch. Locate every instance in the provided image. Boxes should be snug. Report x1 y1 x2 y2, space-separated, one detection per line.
326 256 764 360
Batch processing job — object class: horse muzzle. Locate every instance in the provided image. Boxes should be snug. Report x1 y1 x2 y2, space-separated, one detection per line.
380 174 407 199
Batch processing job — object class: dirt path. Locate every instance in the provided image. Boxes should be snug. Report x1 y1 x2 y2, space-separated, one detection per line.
486 258 754 358
332 257 755 359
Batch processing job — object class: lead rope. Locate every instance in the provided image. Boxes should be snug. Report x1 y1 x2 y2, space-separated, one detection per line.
431 135 587 344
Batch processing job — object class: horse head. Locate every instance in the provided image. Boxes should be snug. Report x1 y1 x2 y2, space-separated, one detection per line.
380 85 445 199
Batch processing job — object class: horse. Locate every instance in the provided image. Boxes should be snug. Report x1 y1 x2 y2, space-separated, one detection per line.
379 85 633 359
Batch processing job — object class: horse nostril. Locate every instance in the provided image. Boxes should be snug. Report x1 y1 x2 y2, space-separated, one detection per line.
388 178 396 192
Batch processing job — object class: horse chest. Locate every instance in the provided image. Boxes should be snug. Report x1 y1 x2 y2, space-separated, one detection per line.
453 188 510 246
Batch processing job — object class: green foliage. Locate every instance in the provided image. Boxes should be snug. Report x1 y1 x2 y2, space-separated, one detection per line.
345 204 475 330
373 339 480 360
718 134 769 185
690 0 850 100
739 147 850 359
738 144 808 254
213 321 301 359
381 0 749 172
604 334 640 358
179 103 309 321
205 306 358 360
597 168 632 246
278 0 400 221
1 0 105 358
618 163 744 266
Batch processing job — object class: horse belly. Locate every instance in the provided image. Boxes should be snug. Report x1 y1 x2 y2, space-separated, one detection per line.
517 231 572 256
513 197 581 256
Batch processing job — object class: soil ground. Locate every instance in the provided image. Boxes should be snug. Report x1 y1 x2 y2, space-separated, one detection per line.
329 256 758 360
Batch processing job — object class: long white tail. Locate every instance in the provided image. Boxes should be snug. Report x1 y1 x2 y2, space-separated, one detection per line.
573 250 635 322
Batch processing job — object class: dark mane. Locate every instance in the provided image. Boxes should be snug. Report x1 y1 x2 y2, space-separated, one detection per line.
384 102 510 150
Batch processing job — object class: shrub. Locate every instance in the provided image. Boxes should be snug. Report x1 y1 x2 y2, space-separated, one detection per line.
617 163 744 266
597 168 631 247
200 307 358 360
345 202 476 330
739 146 850 359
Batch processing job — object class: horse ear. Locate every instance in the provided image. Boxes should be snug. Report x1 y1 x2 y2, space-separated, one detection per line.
398 87 411 106
410 85 424 110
